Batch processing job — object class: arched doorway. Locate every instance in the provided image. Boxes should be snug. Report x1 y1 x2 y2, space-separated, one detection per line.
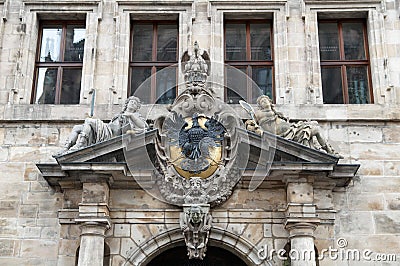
147 246 247 266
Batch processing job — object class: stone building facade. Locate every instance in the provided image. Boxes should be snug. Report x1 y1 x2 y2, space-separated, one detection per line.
0 0 399 265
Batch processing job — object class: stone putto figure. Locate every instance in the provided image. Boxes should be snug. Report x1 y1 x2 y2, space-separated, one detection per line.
59 96 148 154
242 95 337 155
180 205 212 260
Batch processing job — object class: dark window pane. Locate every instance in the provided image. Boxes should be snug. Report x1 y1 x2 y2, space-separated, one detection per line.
39 27 62 62
132 24 153 61
225 23 246 61
35 68 58 104
60 68 82 104
318 23 340 60
250 23 271 60
64 26 85 62
157 24 178 61
346 66 370 104
156 67 176 104
226 66 247 104
131 67 152 103
252 67 273 103
321 67 343 104
343 22 366 60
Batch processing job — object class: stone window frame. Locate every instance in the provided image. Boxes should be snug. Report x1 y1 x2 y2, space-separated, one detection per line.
32 20 86 105
224 19 275 104
113 0 194 104
15 0 102 105
304 0 394 104
208 0 290 103
128 20 179 104
318 18 373 104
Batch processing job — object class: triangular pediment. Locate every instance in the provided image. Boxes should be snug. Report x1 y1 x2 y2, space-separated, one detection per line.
38 128 359 191
52 128 338 165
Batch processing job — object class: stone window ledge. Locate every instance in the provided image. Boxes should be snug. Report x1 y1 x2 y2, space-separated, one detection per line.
0 103 398 122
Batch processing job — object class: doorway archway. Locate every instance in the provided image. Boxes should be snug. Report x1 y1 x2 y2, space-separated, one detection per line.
147 245 247 266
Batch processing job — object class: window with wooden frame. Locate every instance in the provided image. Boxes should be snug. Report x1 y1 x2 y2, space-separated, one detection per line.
224 20 273 104
32 21 85 104
318 19 373 104
129 21 178 104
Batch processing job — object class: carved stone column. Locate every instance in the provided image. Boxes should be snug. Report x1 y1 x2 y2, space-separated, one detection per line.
75 181 111 266
284 178 320 266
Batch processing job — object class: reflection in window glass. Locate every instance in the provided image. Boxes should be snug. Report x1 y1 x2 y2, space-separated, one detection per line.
156 67 176 104
318 20 371 104
130 67 152 103
321 67 343 104
60 68 82 104
40 27 62 62
34 22 85 104
132 24 153 61
225 23 246 61
226 66 247 104
318 23 340 60
64 26 85 62
250 24 271 60
225 21 274 103
343 23 365 60
157 25 178 61
346 66 369 104
130 22 178 103
35 68 58 104
252 67 273 102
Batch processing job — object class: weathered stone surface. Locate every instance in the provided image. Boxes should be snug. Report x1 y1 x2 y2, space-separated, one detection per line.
384 194 400 210
20 240 58 259
383 127 400 143
114 224 130 238
348 193 384 211
374 212 400 234
4 126 59 146
347 126 383 143
287 183 313 204
130 224 151 246
221 189 286 210
0 239 16 256
339 212 374 235
384 161 400 176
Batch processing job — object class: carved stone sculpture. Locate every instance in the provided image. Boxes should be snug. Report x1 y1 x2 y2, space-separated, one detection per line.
180 205 212 260
181 40 210 89
241 95 337 155
58 96 148 154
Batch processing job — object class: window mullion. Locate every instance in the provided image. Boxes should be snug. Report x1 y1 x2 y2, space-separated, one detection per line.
55 67 63 104
246 22 251 61
342 65 349 104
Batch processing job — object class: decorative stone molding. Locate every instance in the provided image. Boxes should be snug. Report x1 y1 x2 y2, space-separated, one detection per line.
208 0 290 102
303 0 394 104
113 0 194 100
125 227 267 265
180 204 212 259
11 0 102 104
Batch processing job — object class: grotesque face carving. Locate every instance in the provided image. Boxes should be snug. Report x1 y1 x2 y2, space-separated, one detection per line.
189 206 203 224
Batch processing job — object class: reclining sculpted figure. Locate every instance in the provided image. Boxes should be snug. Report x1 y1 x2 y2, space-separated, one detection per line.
59 96 148 154
242 95 337 155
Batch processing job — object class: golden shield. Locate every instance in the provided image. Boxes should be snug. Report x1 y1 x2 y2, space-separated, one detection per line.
168 116 223 179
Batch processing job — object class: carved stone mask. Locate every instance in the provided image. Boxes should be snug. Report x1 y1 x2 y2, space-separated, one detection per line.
189 206 203 224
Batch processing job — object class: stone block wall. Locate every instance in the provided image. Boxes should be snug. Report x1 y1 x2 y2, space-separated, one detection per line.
0 0 399 265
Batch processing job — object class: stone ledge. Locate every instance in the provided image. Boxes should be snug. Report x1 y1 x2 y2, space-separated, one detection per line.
1 104 399 122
